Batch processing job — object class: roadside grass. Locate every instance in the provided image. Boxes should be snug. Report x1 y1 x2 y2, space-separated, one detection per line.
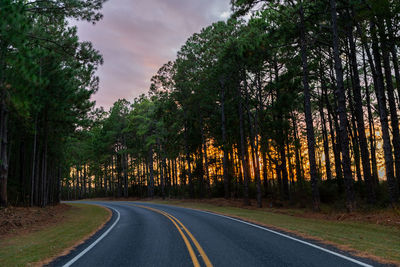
0 203 110 267
149 199 400 264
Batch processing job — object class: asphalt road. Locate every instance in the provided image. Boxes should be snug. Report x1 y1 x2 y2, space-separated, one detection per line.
51 201 384 267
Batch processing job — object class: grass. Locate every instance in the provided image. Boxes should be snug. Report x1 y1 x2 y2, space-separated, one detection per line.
149 199 400 264
0 203 110 267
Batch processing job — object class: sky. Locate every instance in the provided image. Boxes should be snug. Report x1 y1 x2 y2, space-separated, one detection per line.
74 0 231 109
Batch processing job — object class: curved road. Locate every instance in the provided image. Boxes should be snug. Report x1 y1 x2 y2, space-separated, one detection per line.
51 201 384 267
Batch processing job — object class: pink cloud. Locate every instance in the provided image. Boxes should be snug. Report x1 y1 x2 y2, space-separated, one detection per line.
73 0 230 109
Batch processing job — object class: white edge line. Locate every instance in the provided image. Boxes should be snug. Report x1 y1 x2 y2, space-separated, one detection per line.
197 209 373 267
141 202 373 267
62 205 120 267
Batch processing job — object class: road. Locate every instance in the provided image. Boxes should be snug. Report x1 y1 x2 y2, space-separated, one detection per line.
51 201 383 267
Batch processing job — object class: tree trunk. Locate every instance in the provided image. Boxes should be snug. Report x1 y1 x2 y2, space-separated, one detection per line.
326 90 343 184
122 142 128 198
161 147 166 200
367 20 399 202
174 158 178 190
292 114 303 188
318 68 333 181
111 156 115 197
299 3 320 210
386 17 400 110
171 159 176 189
319 99 332 181
201 126 211 197
109 158 113 193
183 112 194 198
286 135 295 192
148 146 154 198
0 93 8 207
220 79 230 199
362 48 379 186
330 0 355 211
244 81 262 207
41 128 48 207
0 46 8 207
377 17 400 192
30 117 37 206
346 20 375 202
104 163 108 196
346 61 362 183
237 75 250 205
83 164 87 198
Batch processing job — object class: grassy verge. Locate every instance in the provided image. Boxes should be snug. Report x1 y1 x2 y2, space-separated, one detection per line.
149 199 400 265
0 203 110 267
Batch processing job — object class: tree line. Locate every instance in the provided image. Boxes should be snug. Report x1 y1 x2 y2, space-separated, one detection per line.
4 0 400 212
62 0 400 211
0 0 106 207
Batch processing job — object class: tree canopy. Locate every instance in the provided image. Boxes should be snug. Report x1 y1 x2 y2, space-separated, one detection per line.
3 0 400 212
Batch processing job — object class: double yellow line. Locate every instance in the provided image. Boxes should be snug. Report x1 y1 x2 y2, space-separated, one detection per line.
129 204 213 267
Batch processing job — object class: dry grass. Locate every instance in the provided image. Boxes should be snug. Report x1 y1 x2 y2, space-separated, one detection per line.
0 203 110 267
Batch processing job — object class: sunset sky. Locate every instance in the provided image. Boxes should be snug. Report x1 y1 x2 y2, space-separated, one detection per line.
74 0 231 109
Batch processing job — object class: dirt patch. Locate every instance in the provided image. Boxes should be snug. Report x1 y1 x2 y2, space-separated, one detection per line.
299 208 400 228
0 204 71 239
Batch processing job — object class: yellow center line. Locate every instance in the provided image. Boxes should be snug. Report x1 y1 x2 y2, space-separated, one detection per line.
128 204 213 267
130 204 200 267
160 211 213 267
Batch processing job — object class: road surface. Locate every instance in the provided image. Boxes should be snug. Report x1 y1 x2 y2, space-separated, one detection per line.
51 201 384 267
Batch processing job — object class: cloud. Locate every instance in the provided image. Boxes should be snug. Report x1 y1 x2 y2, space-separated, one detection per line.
220 11 232 19
73 0 231 109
